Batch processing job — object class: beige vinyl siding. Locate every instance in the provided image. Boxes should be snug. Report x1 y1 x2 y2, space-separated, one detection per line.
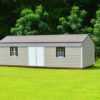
0 47 28 65
83 36 94 68
45 47 81 68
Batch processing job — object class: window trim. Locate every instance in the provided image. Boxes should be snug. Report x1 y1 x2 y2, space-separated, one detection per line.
10 47 18 56
56 47 65 58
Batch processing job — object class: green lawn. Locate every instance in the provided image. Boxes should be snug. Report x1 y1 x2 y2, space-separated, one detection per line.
0 59 100 100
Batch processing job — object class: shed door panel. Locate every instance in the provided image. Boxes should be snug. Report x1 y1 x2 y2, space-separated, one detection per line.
28 47 44 66
28 47 36 66
36 47 44 66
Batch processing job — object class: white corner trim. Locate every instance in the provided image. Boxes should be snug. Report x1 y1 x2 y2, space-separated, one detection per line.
81 47 83 68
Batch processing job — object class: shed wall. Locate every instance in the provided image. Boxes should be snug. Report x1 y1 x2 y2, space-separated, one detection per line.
0 41 94 68
83 36 94 68
45 47 81 68
0 47 28 65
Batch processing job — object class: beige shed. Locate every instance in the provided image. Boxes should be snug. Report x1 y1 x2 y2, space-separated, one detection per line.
0 34 95 69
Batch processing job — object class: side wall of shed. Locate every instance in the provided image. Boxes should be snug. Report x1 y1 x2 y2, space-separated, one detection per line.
83 36 95 68
0 46 83 68
45 47 81 68
0 47 29 65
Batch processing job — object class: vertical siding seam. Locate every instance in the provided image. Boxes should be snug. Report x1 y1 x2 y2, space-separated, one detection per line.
93 44 95 64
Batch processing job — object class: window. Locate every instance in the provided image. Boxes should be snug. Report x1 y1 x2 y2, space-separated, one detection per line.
10 47 18 56
56 47 65 57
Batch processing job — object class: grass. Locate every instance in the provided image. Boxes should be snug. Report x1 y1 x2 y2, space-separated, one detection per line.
0 59 100 100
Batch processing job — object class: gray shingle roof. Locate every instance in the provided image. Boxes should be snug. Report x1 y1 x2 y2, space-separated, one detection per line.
0 34 88 43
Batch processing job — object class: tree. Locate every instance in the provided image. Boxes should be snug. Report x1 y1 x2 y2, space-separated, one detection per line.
11 5 50 35
91 9 100 56
57 6 87 34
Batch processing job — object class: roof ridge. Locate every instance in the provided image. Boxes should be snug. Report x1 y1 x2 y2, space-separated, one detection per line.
6 34 88 37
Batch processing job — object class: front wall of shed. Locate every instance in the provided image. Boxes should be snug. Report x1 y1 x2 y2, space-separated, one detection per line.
0 46 82 68
83 36 94 68
0 47 28 65
45 47 81 68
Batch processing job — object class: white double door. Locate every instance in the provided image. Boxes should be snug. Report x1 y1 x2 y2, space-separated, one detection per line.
28 47 44 66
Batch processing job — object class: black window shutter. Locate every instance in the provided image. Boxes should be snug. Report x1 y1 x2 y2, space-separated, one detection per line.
56 47 58 57
10 47 12 56
16 47 18 56
64 47 65 57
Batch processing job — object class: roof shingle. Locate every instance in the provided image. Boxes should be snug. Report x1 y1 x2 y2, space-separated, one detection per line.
0 34 88 43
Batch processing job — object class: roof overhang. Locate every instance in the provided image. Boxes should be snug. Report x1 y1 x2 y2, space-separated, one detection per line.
0 42 83 47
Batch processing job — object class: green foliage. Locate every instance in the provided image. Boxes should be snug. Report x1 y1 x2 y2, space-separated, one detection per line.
57 6 87 34
91 9 100 56
0 0 100 56
84 27 93 36
57 17 67 33
11 5 50 35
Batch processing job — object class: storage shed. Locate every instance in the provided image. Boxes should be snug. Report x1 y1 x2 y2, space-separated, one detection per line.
0 34 95 69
